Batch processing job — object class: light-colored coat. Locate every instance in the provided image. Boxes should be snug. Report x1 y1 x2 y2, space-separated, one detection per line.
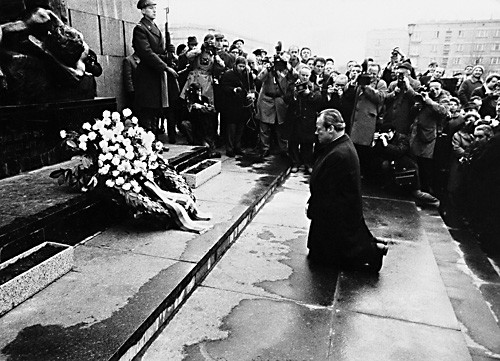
350 79 388 146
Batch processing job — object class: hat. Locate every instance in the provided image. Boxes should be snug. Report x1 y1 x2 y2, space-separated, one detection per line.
472 65 485 73
235 56 247 66
378 123 395 133
397 61 412 71
252 48 264 56
464 102 480 112
187 36 198 45
137 0 156 9
203 33 215 42
449 96 460 105
391 47 401 55
214 33 225 40
232 38 245 45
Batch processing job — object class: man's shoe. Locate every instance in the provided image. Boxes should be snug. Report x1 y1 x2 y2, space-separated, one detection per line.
290 165 300 173
413 190 439 204
209 151 222 158
259 150 270 159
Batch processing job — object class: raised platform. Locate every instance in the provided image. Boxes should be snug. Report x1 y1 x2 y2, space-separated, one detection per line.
0 150 290 360
0 145 208 264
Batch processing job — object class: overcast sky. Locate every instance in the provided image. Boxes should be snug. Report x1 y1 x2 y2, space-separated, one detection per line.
156 0 500 65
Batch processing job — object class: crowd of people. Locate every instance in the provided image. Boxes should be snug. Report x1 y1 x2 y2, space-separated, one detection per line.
126 0 500 247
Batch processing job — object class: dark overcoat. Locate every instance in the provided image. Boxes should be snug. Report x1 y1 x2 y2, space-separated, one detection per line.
307 134 376 263
289 82 322 143
132 17 169 109
219 68 255 124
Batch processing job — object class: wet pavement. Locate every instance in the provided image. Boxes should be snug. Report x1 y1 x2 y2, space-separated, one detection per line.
141 172 500 361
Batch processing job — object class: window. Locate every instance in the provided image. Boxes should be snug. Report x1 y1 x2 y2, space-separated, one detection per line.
453 58 461 65
495 29 500 37
458 30 464 38
491 57 500 64
435 31 440 38
457 44 464 52
412 32 421 41
409 45 419 56
477 29 488 37
474 44 485 51
492 43 500 51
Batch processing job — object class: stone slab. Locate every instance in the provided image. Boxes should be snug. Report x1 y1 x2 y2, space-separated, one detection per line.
329 309 472 361
69 10 100 54
142 286 334 361
0 245 194 361
336 238 460 330
100 16 125 57
363 196 424 242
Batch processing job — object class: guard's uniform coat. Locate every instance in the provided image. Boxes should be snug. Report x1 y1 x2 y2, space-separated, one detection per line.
132 17 169 109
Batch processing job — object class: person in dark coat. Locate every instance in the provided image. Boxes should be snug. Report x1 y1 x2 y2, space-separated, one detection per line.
288 66 322 174
132 0 179 140
219 56 256 156
306 108 388 272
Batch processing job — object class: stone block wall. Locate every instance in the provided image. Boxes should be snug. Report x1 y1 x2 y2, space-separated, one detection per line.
66 0 139 110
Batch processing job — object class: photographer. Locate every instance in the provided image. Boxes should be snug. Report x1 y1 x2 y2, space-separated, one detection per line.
370 124 439 205
409 79 449 196
256 46 297 158
288 66 322 174
219 56 256 157
345 62 388 175
383 61 421 136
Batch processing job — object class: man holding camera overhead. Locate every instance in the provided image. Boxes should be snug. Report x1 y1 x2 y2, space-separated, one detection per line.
256 48 296 159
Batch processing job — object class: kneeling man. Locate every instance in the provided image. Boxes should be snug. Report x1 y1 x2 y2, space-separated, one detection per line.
307 109 388 272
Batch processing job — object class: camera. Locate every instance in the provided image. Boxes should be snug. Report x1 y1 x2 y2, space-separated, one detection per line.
414 86 428 103
396 73 406 90
263 41 288 73
295 82 309 93
201 43 217 56
357 73 371 86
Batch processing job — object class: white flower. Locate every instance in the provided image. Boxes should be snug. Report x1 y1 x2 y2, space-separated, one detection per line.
102 110 111 119
146 171 154 180
121 160 132 172
155 141 163 151
116 134 125 143
60 130 67 138
98 160 104 167
112 170 120 177
115 177 125 186
79 142 87 151
112 112 121 121
99 140 109 152
111 157 120 166
122 138 131 147
88 131 97 141
82 122 91 131
122 108 132 118
131 116 138 125
127 127 136 137
78 134 88 143
103 117 112 126
104 153 113 161
133 185 142 193
122 182 131 191
117 148 126 156
99 164 110 175
105 179 115 187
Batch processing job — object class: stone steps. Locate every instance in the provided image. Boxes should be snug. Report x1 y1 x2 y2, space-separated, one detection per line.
0 152 290 361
